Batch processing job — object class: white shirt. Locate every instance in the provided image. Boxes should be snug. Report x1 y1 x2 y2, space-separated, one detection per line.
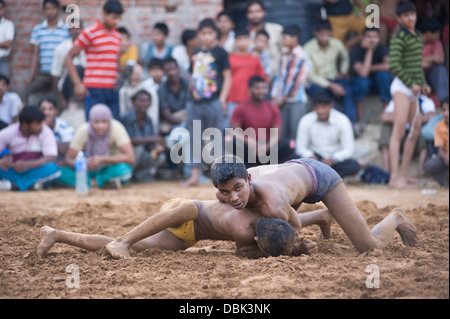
172 44 190 75
51 38 86 91
0 91 22 124
0 17 15 58
296 108 355 162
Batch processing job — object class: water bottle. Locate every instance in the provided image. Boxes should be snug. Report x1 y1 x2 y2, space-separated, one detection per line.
75 151 89 195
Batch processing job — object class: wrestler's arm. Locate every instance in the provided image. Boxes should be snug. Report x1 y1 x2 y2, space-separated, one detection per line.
236 243 269 259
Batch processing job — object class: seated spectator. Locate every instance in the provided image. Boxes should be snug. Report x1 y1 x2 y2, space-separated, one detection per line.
0 106 61 191
250 29 272 80
295 92 361 178
119 63 145 117
305 20 357 124
139 22 173 71
271 24 310 143
0 73 22 125
378 95 437 175
226 27 267 129
423 97 449 187
171 29 199 76
117 26 138 71
350 27 392 133
57 104 135 189
121 89 166 183
227 75 295 168
38 97 74 164
420 18 449 104
217 10 235 53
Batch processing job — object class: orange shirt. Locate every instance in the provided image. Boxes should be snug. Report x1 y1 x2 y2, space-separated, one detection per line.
434 120 449 155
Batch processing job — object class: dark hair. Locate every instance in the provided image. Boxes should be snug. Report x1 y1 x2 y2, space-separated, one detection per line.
363 26 380 34
256 218 295 257
0 0 6 7
248 75 266 87
312 92 334 105
148 58 164 70
131 89 152 102
38 97 58 110
282 24 301 40
211 155 248 187
154 22 169 36
419 18 442 33
246 0 265 13
198 18 218 33
117 26 130 37
256 29 270 39
181 29 197 46
162 56 178 67
42 0 60 8
103 0 124 15
217 10 234 22
396 1 416 16
0 73 9 85
235 25 250 37
314 19 332 31
19 106 46 124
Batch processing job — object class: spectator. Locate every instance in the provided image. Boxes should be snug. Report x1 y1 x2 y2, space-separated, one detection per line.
271 24 310 144
246 0 283 81
216 10 235 54
121 89 166 183
250 29 271 80
370 0 400 46
0 0 15 77
228 75 294 168
226 27 267 129
296 92 361 179
0 74 22 125
119 64 145 118
22 0 71 105
58 103 135 189
0 106 60 191
65 0 124 121
183 19 231 187
323 0 366 49
171 29 199 76
350 27 392 132
38 97 74 164
50 19 85 110
388 1 431 188
423 97 449 187
139 22 173 71
304 20 357 124
117 26 138 71
420 18 449 103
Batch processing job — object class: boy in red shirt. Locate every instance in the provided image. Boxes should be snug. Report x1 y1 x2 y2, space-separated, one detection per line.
65 0 123 120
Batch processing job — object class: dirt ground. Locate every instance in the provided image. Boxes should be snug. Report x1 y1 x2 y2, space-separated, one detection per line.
0 181 448 300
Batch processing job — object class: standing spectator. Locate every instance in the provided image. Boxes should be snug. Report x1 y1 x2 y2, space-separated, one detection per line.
388 1 431 188
423 97 449 187
305 20 357 124
370 0 400 46
183 19 231 187
271 24 310 144
117 26 138 71
216 11 235 54
58 103 135 189
226 27 267 129
38 97 74 164
0 0 14 77
296 92 361 178
119 64 144 118
250 29 271 80
350 27 392 131
22 0 70 105
0 74 22 126
50 20 85 110
65 0 123 120
139 22 173 71
246 1 283 81
323 0 367 49
0 106 60 191
172 29 199 76
121 89 166 183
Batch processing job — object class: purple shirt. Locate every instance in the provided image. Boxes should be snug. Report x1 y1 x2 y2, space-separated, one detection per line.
0 122 58 162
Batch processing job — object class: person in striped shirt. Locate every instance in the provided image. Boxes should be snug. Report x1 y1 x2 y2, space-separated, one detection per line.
65 0 123 121
388 1 431 188
22 0 70 105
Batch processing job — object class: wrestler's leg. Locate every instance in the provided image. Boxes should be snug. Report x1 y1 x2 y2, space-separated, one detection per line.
322 183 417 253
297 209 333 238
106 199 199 259
131 230 186 252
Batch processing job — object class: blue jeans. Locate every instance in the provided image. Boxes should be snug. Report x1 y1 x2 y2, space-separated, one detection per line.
307 79 357 123
351 71 392 103
85 88 120 120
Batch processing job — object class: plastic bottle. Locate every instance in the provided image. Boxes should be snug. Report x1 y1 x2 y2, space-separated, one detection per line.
75 151 89 195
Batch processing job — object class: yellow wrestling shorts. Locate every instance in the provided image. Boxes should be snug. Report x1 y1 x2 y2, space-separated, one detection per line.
167 220 197 248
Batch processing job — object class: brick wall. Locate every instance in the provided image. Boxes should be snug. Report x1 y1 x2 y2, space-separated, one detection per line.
3 0 224 92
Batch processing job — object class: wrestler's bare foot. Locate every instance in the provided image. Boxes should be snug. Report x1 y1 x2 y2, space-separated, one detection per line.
105 240 131 259
37 226 57 258
393 208 418 247
318 209 333 239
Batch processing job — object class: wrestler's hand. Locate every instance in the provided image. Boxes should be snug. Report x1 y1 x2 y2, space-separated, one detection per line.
292 238 318 256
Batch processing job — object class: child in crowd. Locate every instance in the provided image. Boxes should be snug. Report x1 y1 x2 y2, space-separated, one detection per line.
251 29 272 81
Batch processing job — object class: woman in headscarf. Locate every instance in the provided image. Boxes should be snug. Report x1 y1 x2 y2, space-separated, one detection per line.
57 104 135 188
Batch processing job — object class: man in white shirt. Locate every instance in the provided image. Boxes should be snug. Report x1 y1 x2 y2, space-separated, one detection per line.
0 0 14 77
296 92 361 178
0 74 22 127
